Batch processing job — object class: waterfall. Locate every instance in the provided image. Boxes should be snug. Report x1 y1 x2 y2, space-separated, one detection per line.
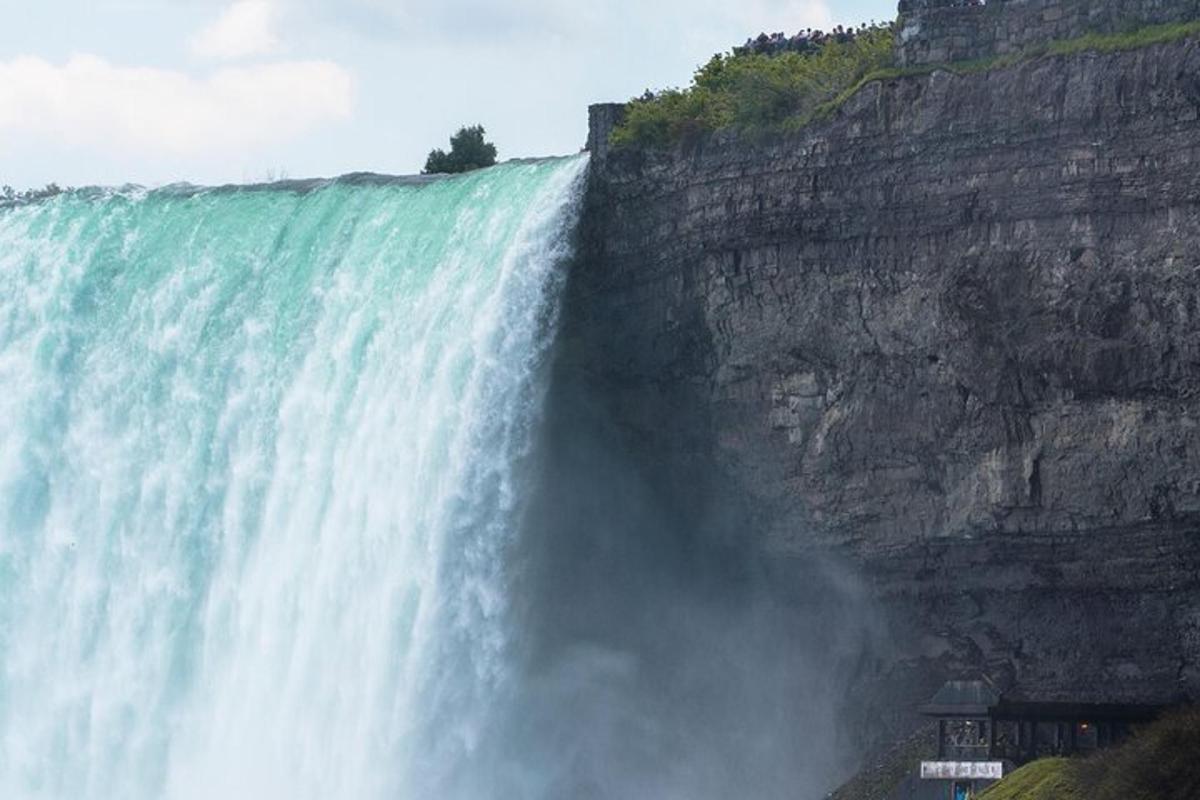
0 156 589 799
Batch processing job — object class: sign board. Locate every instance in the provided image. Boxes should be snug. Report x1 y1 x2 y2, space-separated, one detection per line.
920 762 1004 780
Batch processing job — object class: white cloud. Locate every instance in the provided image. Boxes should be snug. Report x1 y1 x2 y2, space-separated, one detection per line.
193 0 282 60
0 55 353 157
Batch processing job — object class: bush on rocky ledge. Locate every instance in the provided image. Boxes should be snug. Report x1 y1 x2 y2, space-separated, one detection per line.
610 24 895 148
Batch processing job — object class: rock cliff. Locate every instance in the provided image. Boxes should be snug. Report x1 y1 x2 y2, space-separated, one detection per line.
896 0 1200 66
559 37 1200 753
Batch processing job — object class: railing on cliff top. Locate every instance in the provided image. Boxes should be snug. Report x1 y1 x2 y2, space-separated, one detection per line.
897 0 1200 66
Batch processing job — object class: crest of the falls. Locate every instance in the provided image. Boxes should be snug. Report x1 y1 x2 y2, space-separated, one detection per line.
0 156 589 799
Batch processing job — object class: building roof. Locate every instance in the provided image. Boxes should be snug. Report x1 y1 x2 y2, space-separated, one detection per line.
920 679 1002 717
920 677 1175 720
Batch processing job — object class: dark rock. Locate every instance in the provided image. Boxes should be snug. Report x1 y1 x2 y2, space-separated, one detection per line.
564 38 1200 759
825 723 938 800
897 0 1200 67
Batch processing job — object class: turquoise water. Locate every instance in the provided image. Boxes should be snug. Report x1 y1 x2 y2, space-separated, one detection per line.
0 157 588 799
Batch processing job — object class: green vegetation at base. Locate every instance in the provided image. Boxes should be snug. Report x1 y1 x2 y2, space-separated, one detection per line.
977 759 1083 800
612 18 1200 149
1074 707 1200 800
423 125 498 175
979 708 1200 800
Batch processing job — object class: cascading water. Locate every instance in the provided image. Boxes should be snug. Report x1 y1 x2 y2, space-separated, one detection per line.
0 155 589 799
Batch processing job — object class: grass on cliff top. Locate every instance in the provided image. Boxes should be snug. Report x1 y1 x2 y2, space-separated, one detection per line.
610 25 894 149
809 18 1200 129
1043 18 1200 58
612 18 1200 149
978 708 1200 800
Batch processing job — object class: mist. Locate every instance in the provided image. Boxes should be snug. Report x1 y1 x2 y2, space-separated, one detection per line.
463 274 890 799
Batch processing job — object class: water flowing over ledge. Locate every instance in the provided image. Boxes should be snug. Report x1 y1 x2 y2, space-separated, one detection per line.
0 155 589 800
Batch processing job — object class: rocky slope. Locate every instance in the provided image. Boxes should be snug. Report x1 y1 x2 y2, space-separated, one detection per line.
558 38 1200 753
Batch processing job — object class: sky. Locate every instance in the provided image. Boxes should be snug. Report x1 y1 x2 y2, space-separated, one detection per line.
0 0 897 188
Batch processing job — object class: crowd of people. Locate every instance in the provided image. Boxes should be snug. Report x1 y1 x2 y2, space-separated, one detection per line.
733 0 989 60
734 22 892 57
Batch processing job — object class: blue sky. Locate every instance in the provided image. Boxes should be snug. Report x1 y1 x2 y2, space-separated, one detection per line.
0 1 897 188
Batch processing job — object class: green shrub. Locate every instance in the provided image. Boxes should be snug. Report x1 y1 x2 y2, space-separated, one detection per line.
977 759 1085 800
611 25 895 148
980 708 1200 800
1077 708 1200 800
423 125 498 175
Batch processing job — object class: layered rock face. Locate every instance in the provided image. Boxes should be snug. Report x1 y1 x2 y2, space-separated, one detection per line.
896 0 1200 66
564 39 1200 746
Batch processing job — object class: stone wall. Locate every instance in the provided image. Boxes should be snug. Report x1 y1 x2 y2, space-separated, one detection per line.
897 0 1200 66
586 102 626 169
571 36 1200 757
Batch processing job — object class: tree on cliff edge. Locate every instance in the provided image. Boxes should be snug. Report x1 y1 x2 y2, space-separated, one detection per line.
423 125 498 175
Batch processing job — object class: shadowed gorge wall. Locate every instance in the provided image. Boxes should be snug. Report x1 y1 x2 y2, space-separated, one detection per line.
569 36 1200 760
